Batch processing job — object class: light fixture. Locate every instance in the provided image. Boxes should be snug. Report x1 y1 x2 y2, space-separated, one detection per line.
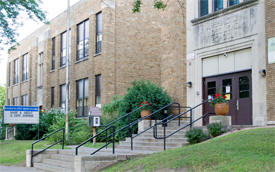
186 81 192 88
259 69 266 77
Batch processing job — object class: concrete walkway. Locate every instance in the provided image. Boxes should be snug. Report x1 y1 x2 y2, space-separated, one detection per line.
0 165 46 172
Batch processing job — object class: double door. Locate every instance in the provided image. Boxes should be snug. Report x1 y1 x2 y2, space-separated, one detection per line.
203 70 252 125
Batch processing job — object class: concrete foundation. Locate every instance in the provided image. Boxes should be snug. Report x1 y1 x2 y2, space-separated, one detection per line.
209 116 232 127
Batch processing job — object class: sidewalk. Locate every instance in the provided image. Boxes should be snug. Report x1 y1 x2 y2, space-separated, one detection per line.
0 165 46 172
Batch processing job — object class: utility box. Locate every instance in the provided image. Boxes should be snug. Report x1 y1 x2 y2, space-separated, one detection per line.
88 107 102 127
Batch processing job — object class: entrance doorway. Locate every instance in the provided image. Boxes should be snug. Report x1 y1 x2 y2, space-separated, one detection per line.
203 70 252 125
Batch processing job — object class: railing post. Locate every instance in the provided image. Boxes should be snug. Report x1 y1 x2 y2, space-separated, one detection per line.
178 104 181 127
106 129 108 149
76 147 78 156
164 126 166 150
31 144 33 167
62 128 65 150
112 126 115 154
190 110 193 129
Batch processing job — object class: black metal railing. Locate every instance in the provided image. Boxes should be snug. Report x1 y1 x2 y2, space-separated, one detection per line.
153 100 211 150
112 102 181 151
75 102 183 155
75 106 146 155
75 125 115 156
31 128 64 167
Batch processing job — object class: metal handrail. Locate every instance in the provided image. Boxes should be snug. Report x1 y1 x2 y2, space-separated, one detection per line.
31 128 64 167
104 102 181 151
153 100 210 150
75 125 115 156
75 106 144 156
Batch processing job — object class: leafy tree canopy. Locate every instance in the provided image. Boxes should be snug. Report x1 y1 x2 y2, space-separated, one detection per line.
133 0 167 13
0 0 47 47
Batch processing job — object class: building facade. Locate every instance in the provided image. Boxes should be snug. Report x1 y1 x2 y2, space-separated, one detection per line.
186 0 275 126
265 0 275 125
6 0 187 117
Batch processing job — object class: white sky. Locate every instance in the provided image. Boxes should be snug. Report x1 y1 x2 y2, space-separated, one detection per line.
0 0 80 86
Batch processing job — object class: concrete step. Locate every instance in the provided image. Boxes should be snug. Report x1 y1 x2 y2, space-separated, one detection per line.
33 162 73 172
50 154 74 162
126 137 187 143
116 144 181 151
133 132 186 138
43 158 74 169
118 141 184 147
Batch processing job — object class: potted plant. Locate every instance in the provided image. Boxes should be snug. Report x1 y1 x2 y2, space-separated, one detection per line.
210 93 229 115
140 101 152 120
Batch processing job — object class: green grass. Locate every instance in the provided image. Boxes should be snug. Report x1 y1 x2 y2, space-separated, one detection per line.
0 140 68 166
84 142 108 148
103 128 275 172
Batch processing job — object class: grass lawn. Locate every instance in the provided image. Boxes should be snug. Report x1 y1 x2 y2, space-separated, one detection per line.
0 140 67 166
103 127 275 172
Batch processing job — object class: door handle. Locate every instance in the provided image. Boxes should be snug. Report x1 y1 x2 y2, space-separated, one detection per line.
236 99 239 111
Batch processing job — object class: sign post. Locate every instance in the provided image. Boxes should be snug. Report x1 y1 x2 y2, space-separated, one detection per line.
89 107 102 145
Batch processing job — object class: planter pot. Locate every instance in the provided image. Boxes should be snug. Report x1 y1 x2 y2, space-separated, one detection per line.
214 103 229 116
140 110 152 120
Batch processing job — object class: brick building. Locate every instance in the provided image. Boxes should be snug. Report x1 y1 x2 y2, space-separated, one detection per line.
265 0 275 124
6 0 186 117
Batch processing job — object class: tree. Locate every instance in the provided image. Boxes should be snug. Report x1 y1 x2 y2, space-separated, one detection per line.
133 0 167 13
0 86 5 120
0 0 47 47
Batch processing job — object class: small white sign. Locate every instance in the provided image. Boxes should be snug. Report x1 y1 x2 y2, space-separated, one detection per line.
93 117 100 127
3 106 39 124
226 86 231 93
268 37 275 64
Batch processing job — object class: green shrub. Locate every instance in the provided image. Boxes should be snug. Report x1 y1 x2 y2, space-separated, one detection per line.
207 123 224 138
15 109 57 140
46 110 92 145
102 80 172 141
185 128 207 144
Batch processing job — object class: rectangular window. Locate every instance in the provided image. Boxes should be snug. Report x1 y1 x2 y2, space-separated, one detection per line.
13 97 19 105
22 53 28 81
199 0 208 17
95 74 101 107
213 0 223 12
8 62 11 86
76 78 89 117
60 84 66 109
7 99 10 105
77 20 89 61
51 87 55 108
60 31 71 67
52 37 55 70
228 0 239 6
21 94 28 106
38 52 43 87
13 59 19 85
95 12 102 54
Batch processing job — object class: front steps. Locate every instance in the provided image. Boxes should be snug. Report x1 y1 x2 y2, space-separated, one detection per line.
30 119 190 172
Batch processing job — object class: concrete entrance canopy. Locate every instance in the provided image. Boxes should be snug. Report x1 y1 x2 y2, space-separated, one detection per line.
186 0 267 126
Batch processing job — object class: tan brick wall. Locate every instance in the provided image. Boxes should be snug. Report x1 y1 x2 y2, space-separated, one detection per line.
6 0 187 114
266 0 275 121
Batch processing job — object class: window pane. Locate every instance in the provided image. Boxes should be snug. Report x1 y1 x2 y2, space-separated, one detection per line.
214 0 223 12
239 76 249 98
207 81 216 98
84 79 89 98
200 0 208 17
223 79 232 100
95 75 101 105
229 0 239 6
77 80 83 99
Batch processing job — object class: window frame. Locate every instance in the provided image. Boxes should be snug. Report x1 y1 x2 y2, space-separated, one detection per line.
76 78 89 117
13 97 19 105
21 94 28 106
51 87 55 108
228 0 239 6
199 0 209 17
95 74 101 107
95 12 102 54
13 58 19 85
60 84 66 109
22 53 28 82
77 19 89 61
213 0 223 12
51 37 56 70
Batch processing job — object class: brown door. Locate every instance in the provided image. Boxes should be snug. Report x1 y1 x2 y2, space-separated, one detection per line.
203 70 252 125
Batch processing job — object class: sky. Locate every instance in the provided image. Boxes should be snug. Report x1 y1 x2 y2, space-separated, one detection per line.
0 0 80 86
